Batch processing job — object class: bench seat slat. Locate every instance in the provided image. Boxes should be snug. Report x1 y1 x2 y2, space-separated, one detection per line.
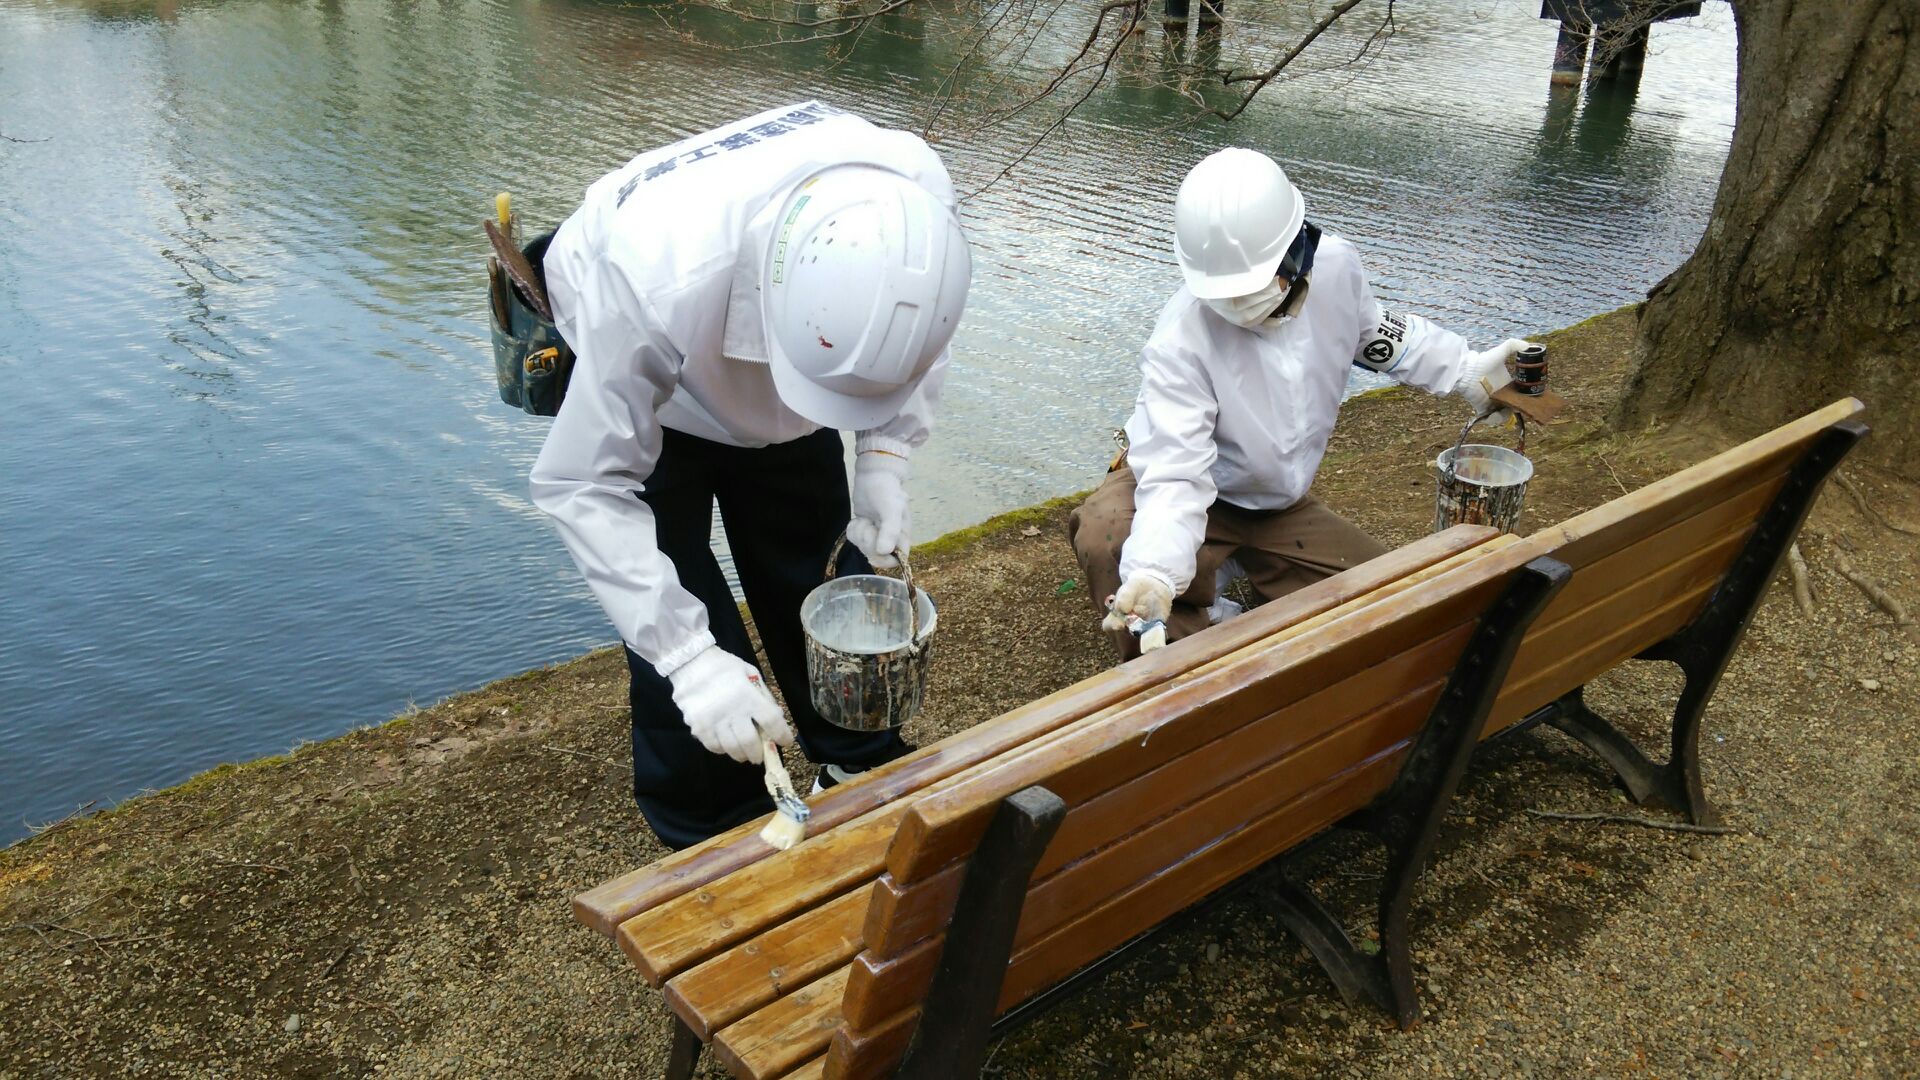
712 966 849 1080
574 528 1502 939
666 886 870 1040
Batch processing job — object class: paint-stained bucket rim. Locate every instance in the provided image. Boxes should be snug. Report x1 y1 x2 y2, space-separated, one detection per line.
799 575 937 656
1436 443 1534 487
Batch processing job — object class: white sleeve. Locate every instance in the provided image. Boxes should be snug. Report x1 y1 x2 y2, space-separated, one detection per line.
855 346 948 458
1117 343 1218 597
529 221 717 677
1348 253 1473 396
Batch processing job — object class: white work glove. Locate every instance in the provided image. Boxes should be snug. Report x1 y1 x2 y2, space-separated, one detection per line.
1456 338 1535 422
849 451 910 570
666 645 793 765
1102 572 1175 632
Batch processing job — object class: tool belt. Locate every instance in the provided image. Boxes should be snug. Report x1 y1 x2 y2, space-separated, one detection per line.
487 225 575 417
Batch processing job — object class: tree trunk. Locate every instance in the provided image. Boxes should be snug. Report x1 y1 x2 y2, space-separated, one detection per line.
1619 0 1919 477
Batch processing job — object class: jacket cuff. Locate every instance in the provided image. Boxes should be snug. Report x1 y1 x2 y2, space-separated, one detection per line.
854 434 914 459
652 630 719 678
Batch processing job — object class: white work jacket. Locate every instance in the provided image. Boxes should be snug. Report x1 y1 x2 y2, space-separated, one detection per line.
530 101 955 676
1118 231 1472 596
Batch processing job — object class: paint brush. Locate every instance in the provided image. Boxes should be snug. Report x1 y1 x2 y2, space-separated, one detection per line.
757 735 810 851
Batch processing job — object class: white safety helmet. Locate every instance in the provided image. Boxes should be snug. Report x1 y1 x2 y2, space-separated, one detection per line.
762 164 972 431
1173 148 1305 300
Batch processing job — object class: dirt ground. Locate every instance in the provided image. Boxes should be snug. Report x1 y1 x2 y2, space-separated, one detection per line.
4 306 1917 1079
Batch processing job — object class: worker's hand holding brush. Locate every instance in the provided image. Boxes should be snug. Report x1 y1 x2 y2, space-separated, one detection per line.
1104 572 1173 652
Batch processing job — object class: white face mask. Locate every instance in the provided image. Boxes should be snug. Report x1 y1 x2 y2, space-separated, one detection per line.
1203 276 1290 328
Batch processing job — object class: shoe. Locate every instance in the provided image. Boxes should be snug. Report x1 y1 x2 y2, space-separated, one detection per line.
809 763 868 796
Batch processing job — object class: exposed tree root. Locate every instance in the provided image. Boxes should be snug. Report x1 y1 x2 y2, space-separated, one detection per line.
1833 550 1911 626
1835 472 1920 537
1788 543 1816 618
1525 809 1738 836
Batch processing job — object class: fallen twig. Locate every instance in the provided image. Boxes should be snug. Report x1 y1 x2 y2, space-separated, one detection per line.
346 994 405 1026
322 942 356 979
24 800 98 835
1835 472 1920 537
0 131 50 144
1833 550 1910 626
1525 809 1736 835
540 744 625 770
1599 454 1630 496
205 849 288 874
1787 543 1816 618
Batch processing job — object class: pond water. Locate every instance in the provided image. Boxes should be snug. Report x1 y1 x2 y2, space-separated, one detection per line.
0 0 1737 840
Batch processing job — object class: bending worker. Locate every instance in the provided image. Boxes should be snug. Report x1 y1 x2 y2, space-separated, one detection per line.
1071 147 1533 658
531 101 972 848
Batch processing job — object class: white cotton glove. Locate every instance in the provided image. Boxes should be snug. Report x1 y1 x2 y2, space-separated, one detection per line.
849 451 910 570
666 645 793 765
1102 572 1175 632
1456 338 1535 420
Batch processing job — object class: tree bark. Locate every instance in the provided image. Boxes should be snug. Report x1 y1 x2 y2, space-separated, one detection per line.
1620 0 1920 477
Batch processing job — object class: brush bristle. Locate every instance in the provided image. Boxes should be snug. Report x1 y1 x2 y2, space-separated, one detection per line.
760 811 807 851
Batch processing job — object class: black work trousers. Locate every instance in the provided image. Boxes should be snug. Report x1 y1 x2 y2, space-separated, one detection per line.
627 426 909 850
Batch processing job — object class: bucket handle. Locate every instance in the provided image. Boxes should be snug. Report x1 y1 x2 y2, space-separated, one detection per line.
824 531 921 652
1443 409 1527 481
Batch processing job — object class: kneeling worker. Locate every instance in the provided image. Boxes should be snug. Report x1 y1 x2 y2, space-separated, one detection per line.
1071 147 1534 659
531 101 972 848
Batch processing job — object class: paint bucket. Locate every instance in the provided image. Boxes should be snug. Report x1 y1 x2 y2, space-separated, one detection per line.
1435 415 1533 534
800 535 936 732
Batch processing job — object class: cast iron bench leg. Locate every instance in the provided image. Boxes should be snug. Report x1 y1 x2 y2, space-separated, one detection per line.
665 1015 700 1080
1537 420 1865 826
1269 556 1573 1027
898 786 1068 1080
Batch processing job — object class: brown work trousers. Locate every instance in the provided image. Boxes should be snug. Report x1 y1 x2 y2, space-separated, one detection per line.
1067 467 1388 660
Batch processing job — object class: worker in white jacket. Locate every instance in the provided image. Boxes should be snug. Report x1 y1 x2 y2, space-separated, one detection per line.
1069 148 1533 659
530 101 972 848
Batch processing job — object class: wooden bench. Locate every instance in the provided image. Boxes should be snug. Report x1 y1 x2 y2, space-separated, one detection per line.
579 399 1866 1080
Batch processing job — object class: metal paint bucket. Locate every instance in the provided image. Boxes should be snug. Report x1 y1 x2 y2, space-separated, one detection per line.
1435 415 1533 534
800 536 936 732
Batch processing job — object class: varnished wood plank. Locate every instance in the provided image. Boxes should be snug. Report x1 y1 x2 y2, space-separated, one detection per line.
619 807 906 986
787 1057 826 1080
824 1006 918 1080
852 679 1446 1013
866 627 1471 956
712 966 850 1080
573 527 1502 937
1531 477 1775 625
1491 573 1725 729
841 935 942 1031
884 556 1521 884
1505 399 1860 571
859 865 964 963
999 752 1407 1009
666 887 870 1040
613 537 1511 983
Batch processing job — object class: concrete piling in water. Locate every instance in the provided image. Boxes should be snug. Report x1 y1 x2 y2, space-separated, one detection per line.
1550 20 1591 86
1163 0 1188 36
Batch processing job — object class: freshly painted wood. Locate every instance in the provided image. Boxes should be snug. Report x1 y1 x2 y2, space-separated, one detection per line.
711 966 850 1080
884 558 1520 884
665 886 870 1040
574 528 1501 937
824 1006 917 1080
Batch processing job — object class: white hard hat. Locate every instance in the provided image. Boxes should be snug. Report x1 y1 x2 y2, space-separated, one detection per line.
1173 148 1305 300
762 164 972 431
